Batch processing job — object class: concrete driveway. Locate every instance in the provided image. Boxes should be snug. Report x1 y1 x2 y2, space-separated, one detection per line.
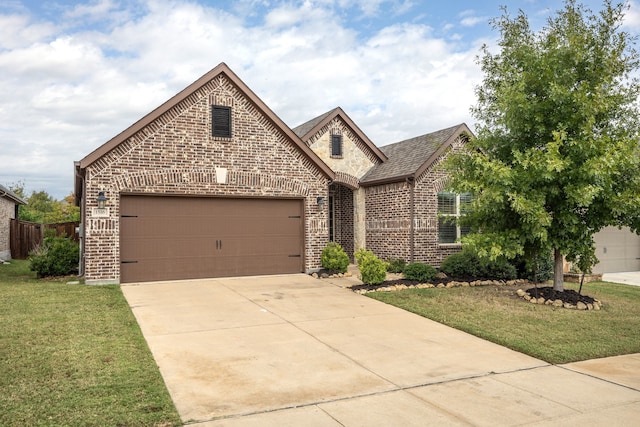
122 274 640 426
602 271 640 287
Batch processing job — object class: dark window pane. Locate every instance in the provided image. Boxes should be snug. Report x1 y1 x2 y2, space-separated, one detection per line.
331 135 342 156
460 193 473 214
212 106 231 137
438 217 457 243
438 192 456 215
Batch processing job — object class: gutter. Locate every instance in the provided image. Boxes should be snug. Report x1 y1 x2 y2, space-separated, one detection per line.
407 176 415 263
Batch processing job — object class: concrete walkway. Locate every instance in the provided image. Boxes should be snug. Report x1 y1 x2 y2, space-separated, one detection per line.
122 274 640 426
602 271 640 287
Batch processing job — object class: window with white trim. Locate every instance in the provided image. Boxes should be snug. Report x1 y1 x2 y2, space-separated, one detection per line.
438 191 472 243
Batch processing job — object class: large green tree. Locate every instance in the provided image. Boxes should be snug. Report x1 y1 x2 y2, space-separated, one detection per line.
446 0 640 291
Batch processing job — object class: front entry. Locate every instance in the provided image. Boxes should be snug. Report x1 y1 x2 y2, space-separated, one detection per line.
329 184 354 258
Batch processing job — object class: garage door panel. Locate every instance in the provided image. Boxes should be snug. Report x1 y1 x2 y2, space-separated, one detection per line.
593 226 640 274
120 196 304 283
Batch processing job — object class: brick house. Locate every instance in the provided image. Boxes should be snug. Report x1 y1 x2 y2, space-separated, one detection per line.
0 184 26 260
74 63 472 284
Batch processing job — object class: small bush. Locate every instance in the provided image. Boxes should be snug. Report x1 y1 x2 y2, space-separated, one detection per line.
321 242 350 274
439 251 480 278
387 258 406 273
29 234 79 278
355 248 387 285
403 262 437 282
514 252 554 282
481 257 517 280
440 249 517 280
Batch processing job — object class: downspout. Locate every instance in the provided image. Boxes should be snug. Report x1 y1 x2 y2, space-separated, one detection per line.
407 177 415 263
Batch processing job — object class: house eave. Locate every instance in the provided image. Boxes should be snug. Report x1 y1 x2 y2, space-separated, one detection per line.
360 174 414 187
77 63 335 181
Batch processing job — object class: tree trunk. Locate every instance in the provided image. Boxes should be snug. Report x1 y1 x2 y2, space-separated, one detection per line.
553 249 565 292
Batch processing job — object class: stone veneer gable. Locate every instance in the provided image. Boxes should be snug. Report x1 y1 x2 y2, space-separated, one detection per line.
307 117 377 180
81 73 330 283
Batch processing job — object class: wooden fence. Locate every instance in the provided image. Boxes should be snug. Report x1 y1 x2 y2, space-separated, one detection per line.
10 219 80 259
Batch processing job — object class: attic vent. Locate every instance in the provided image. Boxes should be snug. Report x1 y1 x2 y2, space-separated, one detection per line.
331 134 342 157
212 105 232 138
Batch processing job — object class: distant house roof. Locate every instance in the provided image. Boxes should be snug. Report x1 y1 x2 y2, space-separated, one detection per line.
360 123 473 186
293 107 388 163
0 184 26 205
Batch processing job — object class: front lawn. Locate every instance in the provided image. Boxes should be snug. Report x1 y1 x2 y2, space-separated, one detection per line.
368 280 640 364
0 260 181 427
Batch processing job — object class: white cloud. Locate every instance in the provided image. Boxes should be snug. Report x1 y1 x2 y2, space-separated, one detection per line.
623 1 640 31
0 0 484 198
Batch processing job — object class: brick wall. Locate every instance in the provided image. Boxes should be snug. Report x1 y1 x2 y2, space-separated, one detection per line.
365 141 465 267
365 181 412 262
0 197 15 259
82 74 329 283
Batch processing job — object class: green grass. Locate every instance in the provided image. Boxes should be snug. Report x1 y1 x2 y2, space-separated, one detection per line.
0 260 181 427
368 280 640 364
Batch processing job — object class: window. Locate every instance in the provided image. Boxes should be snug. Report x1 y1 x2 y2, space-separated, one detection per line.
438 191 472 244
212 105 232 138
331 134 342 157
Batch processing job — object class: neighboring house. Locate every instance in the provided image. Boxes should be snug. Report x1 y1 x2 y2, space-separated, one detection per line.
74 63 472 284
0 184 26 260
592 227 640 274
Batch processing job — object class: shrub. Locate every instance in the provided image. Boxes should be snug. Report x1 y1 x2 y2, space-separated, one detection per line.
29 234 79 278
321 242 350 273
439 251 480 278
440 249 517 280
514 252 554 282
355 248 387 285
480 257 517 280
403 262 437 282
387 258 406 273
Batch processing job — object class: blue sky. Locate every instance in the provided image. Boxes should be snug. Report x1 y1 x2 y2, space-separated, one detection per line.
1 0 638 199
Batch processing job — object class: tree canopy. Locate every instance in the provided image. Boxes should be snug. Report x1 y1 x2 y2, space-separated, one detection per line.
9 183 80 224
446 0 640 291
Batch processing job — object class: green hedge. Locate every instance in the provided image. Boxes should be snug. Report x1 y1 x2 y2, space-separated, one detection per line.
440 249 517 280
29 234 79 278
403 262 437 282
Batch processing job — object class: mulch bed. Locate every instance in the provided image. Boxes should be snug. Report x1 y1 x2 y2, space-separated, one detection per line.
350 276 598 307
524 286 597 305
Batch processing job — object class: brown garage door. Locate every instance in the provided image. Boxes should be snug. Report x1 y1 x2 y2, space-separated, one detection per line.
120 196 304 283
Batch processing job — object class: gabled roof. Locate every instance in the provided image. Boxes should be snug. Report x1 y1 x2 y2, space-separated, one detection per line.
360 123 473 186
293 107 388 163
0 183 26 205
75 63 335 189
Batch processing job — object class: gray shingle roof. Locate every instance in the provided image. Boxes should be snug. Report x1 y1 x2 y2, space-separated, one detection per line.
292 108 338 138
0 183 26 205
361 124 466 185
